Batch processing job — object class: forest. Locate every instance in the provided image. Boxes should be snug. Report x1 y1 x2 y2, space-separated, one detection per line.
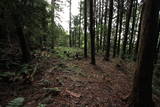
0 0 160 106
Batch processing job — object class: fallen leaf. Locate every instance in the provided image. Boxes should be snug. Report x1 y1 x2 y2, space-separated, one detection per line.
66 90 81 98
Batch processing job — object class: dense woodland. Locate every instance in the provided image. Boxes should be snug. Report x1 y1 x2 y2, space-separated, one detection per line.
0 0 160 106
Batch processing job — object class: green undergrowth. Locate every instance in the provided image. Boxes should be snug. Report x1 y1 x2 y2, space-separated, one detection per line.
54 47 83 60
7 97 25 107
0 63 39 82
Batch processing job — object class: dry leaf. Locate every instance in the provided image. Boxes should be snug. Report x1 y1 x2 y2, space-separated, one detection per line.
66 90 81 98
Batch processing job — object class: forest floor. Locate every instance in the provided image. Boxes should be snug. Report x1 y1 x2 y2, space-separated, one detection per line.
0 49 160 107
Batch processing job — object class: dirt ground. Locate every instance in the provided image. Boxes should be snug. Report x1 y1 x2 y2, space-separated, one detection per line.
0 55 159 107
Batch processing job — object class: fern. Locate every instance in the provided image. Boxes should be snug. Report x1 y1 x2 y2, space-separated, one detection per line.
38 103 46 107
7 97 24 107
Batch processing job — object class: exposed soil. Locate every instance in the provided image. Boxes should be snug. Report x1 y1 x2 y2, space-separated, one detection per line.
0 55 158 107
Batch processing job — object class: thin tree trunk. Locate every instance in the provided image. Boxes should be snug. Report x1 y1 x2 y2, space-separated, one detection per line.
113 0 120 58
104 0 113 61
79 1 82 48
103 0 108 51
84 0 88 58
128 0 137 55
51 0 55 49
117 0 124 56
154 20 160 64
90 0 96 65
69 0 72 47
134 4 144 61
95 0 99 52
100 0 104 50
96 0 101 52
121 0 134 59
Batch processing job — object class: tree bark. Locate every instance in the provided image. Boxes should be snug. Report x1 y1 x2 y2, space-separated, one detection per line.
69 0 72 47
90 0 96 65
79 1 82 48
16 24 31 63
51 0 55 49
129 0 159 106
117 0 124 56
100 0 104 50
95 0 99 52
134 4 144 61
103 0 108 52
121 0 134 59
113 0 120 58
128 0 137 55
84 0 88 58
104 0 113 61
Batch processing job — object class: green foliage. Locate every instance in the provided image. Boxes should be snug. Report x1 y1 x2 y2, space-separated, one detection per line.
7 97 24 107
55 47 83 60
20 64 30 75
0 72 15 78
38 103 46 107
0 63 39 81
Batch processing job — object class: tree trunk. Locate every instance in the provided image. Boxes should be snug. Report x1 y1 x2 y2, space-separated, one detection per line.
96 0 100 52
103 0 108 52
134 4 144 61
95 0 99 52
100 0 104 50
90 0 96 65
16 25 31 63
79 1 82 48
51 0 55 49
84 0 88 58
128 0 137 55
104 0 113 61
121 0 134 59
154 20 160 64
69 0 72 47
113 0 120 58
129 0 159 106
117 0 124 56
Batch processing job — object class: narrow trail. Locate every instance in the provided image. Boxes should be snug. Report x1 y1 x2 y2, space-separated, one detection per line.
0 56 135 107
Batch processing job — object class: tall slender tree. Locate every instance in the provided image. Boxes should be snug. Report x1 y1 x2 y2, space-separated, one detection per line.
78 1 82 48
128 0 138 55
103 0 108 51
134 4 144 61
96 0 100 52
51 0 55 49
100 0 104 50
104 0 113 61
129 0 159 106
69 0 72 47
84 0 88 58
155 21 160 64
121 0 134 59
117 0 124 56
90 0 96 65
113 0 120 58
